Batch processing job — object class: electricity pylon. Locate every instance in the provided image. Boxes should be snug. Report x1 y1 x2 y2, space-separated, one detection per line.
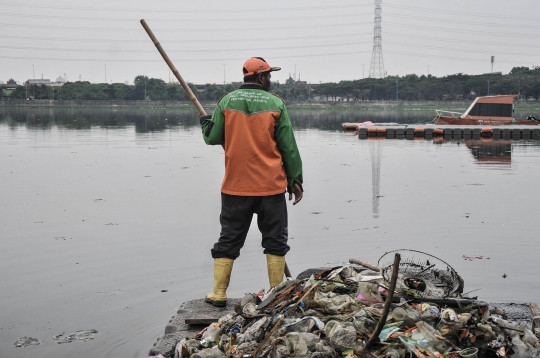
369 0 385 79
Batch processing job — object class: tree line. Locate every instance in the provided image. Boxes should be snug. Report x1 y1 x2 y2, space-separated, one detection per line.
3 67 539 102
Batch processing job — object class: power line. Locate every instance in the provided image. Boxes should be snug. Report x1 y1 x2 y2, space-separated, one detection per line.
0 11 372 22
2 40 538 59
385 41 540 58
0 41 374 53
389 23 540 39
0 32 532 51
386 32 537 49
384 50 527 64
0 50 374 63
0 21 366 32
3 20 537 40
0 50 529 68
0 1 371 13
0 33 367 44
385 3 539 21
385 12 540 30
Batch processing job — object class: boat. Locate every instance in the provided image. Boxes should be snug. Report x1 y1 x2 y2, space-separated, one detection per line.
434 94 539 125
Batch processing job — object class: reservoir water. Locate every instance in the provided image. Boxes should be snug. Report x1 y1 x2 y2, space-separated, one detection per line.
1 107 539 357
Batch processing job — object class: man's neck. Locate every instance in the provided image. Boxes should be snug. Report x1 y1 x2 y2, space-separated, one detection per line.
243 81 262 87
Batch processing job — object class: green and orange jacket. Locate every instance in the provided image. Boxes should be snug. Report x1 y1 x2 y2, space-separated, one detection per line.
201 84 303 196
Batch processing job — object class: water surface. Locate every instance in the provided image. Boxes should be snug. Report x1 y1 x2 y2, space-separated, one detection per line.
1 108 539 357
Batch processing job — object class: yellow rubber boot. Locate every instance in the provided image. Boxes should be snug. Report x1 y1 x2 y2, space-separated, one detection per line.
205 258 234 307
266 254 285 288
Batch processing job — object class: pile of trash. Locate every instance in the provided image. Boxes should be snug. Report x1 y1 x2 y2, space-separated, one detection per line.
168 255 540 358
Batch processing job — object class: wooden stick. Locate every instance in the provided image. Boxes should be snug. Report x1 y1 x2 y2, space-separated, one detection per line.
253 283 319 358
354 253 401 356
349 258 381 272
284 262 292 279
140 19 207 117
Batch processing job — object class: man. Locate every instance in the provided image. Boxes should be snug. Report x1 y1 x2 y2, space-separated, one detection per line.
199 57 303 307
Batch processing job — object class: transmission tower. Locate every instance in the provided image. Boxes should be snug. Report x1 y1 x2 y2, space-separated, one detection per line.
369 0 385 79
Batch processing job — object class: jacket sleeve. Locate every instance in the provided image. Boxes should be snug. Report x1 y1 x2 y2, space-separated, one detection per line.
201 100 225 146
274 104 303 191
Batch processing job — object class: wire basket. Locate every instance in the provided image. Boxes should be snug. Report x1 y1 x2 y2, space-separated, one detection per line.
378 249 463 298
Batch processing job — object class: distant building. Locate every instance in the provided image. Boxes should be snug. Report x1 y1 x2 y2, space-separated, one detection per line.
1 79 18 90
51 75 67 87
25 79 51 86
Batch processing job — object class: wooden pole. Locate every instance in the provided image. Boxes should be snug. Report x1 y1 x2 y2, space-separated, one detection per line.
140 19 207 117
355 253 401 356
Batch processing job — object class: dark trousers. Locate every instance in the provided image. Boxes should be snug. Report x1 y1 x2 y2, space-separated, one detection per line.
211 193 290 260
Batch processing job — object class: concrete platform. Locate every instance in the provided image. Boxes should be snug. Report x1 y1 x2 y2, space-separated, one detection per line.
149 298 240 357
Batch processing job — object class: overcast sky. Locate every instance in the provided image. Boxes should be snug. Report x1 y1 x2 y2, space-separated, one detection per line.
1 0 539 85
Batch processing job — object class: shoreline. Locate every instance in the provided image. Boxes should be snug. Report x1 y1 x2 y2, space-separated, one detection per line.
2 99 540 111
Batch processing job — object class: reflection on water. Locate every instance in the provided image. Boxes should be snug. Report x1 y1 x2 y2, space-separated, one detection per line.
0 107 199 132
0 107 442 133
369 139 384 218
433 139 513 166
466 140 512 165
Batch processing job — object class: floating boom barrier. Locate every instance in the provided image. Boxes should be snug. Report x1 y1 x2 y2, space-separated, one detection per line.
342 123 540 140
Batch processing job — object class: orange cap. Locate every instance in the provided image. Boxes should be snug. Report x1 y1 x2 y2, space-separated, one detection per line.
242 57 281 77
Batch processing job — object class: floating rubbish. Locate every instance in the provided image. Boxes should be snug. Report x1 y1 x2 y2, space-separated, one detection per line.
156 250 540 358
14 336 40 347
54 329 98 344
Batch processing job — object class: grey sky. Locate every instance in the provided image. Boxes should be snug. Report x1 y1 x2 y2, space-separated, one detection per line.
1 0 539 85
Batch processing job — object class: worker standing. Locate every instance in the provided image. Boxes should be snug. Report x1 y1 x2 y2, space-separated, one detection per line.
200 57 304 307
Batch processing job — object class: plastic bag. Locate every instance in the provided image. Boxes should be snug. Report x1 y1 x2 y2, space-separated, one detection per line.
279 316 325 335
315 342 337 356
415 321 451 353
190 346 224 358
457 312 471 325
235 316 268 344
379 325 401 342
357 282 383 302
313 291 359 314
522 329 539 347
491 316 532 333
440 308 458 323
285 332 309 357
509 335 540 358
324 320 358 350
420 306 439 322
352 311 377 334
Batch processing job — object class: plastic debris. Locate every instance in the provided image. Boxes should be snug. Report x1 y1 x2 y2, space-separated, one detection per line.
53 329 98 344
171 256 540 358
14 336 40 347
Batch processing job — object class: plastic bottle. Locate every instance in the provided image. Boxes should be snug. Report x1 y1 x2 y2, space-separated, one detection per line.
392 307 419 327
201 323 220 345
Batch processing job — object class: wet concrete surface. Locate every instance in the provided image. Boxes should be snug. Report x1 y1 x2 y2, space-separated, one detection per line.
1 109 540 357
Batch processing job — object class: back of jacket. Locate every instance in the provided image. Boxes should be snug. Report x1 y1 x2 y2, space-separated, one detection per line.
201 85 303 196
